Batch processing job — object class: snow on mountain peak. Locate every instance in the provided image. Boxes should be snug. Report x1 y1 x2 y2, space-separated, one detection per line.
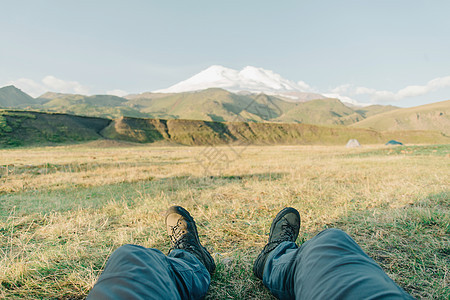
239 66 298 91
154 65 308 94
191 65 238 84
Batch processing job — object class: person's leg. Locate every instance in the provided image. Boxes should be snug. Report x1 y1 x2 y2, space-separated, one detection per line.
87 244 210 300
168 249 211 299
292 228 413 299
262 241 299 299
262 228 414 299
253 207 301 299
88 205 215 300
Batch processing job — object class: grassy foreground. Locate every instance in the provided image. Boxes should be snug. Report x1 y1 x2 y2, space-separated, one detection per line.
0 142 449 299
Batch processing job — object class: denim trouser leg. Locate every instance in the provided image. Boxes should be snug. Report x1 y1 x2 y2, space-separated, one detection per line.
87 244 210 300
263 228 413 300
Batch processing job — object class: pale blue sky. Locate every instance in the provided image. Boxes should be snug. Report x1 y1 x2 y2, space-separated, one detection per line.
1 0 449 107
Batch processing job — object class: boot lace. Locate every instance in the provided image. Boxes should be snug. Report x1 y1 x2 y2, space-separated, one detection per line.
169 220 186 245
263 222 296 253
168 220 198 254
170 234 197 252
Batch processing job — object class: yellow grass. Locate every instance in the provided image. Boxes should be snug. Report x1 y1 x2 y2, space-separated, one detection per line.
0 142 449 299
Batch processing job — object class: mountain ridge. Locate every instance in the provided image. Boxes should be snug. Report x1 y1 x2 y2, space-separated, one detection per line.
0 85 37 107
9 87 375 125
2 84 447 135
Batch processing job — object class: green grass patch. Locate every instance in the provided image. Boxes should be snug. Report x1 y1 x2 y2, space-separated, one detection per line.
0 174 283 219
207 252 274 299
346 144 450 158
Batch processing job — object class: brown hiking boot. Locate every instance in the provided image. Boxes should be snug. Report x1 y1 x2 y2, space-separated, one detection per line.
253 207 300 279
165 205 215 275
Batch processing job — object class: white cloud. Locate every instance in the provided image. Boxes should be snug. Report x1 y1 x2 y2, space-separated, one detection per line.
330 75 450 104
322 93 365 106
354 86 377 95
330 84 352 94
41 76 89 95
6 76 90 97
106 89 128 97
297 80 314 92
7 78 48 97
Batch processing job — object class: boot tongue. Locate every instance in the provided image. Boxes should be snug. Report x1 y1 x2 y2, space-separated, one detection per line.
167 214 188 242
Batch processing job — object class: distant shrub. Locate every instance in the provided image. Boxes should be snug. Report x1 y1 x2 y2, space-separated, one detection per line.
5 112 37 119
1 110 36 118
0 115 13 132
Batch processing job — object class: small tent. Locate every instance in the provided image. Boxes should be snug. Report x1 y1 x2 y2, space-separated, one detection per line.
346 139 361 148
385 140 403 146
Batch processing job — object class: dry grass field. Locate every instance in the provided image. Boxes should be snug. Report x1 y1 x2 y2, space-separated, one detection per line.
0 141 449 299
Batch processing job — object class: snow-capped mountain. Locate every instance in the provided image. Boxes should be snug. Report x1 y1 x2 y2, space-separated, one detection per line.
153 65 326 102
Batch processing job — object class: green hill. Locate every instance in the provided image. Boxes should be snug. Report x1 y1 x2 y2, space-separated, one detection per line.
126 88 289 122
102 116 448 146
351 100 450 135
0 110 450 147
275 98 365 125
0 110 110 147
35 89 286 122
0 86 37 108
1 110 447 148
355 104 399 118
125 88 369 125
36 92 147 119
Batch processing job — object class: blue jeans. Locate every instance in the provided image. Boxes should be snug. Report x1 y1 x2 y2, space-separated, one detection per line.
263 228 414 299
87 245 210 300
